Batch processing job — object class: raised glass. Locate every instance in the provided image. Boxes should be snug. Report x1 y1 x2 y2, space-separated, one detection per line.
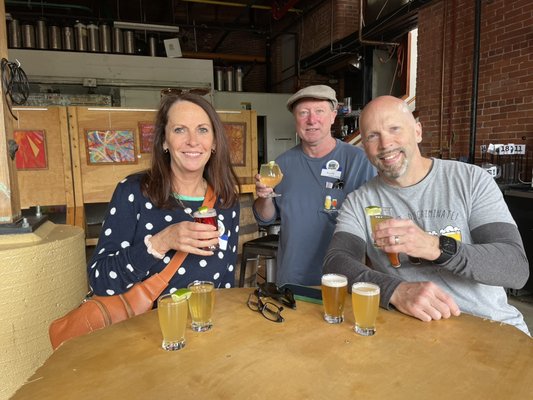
259 161 283 197
367 206 401 268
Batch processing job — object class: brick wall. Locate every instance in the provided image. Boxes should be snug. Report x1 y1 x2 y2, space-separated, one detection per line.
416 0 533 165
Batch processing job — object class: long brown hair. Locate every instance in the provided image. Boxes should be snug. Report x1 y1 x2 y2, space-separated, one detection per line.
141 93 240 208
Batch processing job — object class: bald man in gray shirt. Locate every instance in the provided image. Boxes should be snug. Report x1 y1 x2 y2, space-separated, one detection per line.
324 96 529 335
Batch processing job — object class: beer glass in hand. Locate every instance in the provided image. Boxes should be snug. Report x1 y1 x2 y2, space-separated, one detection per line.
259 161 283 197
366 206 401 268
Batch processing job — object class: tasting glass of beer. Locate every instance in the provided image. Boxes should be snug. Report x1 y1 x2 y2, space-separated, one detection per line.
192 208 219 251
370 207 401 268
187 280 215 332
321 273 348 324
157 293 188 351
351 282 380 336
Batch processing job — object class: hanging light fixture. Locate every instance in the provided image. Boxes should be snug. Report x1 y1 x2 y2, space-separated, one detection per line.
349 54 363 70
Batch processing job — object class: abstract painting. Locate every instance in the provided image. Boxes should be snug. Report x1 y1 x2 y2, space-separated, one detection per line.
138 122 156 153
85 129 137 164
14 129 48 170
223 122 246 166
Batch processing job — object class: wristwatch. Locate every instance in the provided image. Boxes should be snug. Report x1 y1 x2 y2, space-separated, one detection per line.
433 235 457 264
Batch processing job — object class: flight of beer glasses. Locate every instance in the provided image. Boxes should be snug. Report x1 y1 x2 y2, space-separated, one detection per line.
365 205 401 268
259 161 283 197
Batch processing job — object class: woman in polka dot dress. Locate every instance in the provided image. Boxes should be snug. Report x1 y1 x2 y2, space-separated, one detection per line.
87 93 240 297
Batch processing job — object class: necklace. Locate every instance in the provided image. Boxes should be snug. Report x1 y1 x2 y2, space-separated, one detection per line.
173 193 205 219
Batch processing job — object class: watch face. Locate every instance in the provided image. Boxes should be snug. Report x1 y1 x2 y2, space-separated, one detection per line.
440 235 457 255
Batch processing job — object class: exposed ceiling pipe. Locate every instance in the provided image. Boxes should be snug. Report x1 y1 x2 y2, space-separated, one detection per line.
5 1 93 13
359 0 399 48
272 0 302 20
210 0 260 52
181 0 302 14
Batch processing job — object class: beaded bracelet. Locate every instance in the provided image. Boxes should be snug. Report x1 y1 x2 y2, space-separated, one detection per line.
144 235 165 260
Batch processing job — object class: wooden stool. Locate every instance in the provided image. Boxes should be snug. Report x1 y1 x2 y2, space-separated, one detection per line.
238 234 279 287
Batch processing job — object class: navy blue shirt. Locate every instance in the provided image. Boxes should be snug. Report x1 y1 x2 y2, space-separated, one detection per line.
88 173 240 296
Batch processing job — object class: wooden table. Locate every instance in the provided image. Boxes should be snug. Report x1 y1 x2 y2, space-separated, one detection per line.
12 288 533 399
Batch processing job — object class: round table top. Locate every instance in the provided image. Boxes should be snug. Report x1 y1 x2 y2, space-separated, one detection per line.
12 288 533 399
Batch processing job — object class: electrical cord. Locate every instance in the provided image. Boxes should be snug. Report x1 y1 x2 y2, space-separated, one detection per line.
1 58 29 120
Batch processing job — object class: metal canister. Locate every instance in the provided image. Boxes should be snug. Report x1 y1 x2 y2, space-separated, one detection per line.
8 19 21 48
36 18 48 49
214 67 224 91
62 26 74 50
235 66 244 92
148 36 157 56
86 23 99 52
225 66 234 92
123 30 135 54
48 24 62 50
21 22 35 49
74 21 87 51
112 27 123 53
99 23 111 53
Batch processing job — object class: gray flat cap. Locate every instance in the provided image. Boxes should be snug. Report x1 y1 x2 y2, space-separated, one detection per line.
286 85 338 111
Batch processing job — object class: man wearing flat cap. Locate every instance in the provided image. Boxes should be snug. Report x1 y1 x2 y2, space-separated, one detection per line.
253 85 375 286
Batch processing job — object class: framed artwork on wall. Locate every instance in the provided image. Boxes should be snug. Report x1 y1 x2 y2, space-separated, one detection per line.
138 122 156 153
223 122 246 166
85 129 137 164
14 129 48 170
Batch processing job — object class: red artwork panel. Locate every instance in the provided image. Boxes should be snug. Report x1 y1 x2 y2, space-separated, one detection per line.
14 130 48 170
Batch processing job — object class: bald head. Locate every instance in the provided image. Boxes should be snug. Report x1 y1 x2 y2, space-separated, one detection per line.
360 96 416 135
358 96 426 186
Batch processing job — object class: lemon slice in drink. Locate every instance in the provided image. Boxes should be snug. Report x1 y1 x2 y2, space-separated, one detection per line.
197 206 209 214
171 288 192 302
365 206 382 216
268 160 275 167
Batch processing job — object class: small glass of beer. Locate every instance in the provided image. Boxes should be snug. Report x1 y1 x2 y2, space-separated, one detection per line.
187 280 215 332
367 206 401 268
351 282 380 336
193 207 219 251
157 293 189 351
321 274 348 324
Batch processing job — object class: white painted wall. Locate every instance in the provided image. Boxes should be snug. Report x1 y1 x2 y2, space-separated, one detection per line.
213 91 296 162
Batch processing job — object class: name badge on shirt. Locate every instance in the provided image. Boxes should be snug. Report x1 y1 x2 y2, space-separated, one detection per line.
321 159 342 179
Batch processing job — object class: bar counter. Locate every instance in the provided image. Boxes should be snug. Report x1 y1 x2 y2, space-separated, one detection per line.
12 288 533 399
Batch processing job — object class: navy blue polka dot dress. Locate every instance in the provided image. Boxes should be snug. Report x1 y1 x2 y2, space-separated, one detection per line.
87 173 240 296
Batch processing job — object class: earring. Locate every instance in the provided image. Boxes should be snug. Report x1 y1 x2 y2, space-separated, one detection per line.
211 148 216 155
164 148 169 153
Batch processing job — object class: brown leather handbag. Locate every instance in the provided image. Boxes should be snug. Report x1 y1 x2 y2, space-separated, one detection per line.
49 185 216 350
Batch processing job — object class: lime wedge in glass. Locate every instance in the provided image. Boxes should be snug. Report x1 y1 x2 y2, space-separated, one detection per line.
197 206 209 214
365 206 382 216
171 288 192 302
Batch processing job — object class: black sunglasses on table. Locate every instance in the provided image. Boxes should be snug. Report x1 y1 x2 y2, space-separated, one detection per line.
257 282 296 309
247 290 284 323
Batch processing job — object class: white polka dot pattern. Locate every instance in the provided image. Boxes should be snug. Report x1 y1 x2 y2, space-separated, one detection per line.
86 174 240 296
